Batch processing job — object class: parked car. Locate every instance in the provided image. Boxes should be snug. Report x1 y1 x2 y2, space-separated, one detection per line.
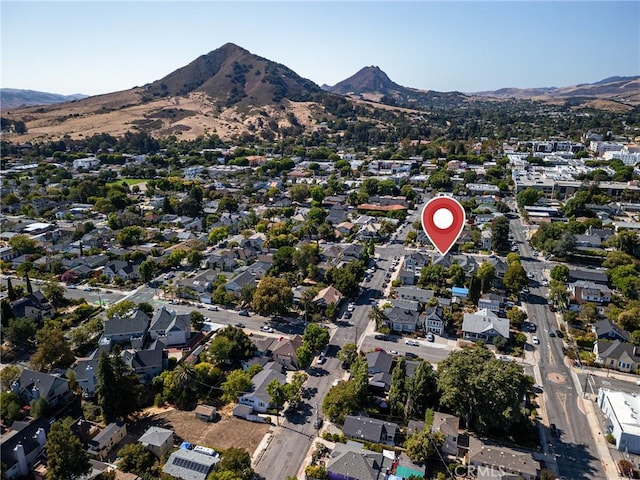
426 333 435 342
313 417 323 429
388 350 399 356
235 322 246 328
317 355 326 365
405 339 420 346
532 336 540 345
260 325 273 333
556 330 564 338
207 305 219 311
405 352 418 359
374 334 388 341
549 423 559 437
239 309 250 317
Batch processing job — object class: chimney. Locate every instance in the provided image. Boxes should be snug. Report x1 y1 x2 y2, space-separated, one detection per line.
11 380 21 395
31 385 40 400
34 427 46 446
14 443 28 476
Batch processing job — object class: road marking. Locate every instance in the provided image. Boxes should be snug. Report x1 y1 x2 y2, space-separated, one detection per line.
601 380 611 386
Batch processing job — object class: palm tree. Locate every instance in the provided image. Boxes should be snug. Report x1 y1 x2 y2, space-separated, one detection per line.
368 306 387 331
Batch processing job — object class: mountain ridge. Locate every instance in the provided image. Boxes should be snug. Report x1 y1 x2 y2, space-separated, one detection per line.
1 88 89 109
2 43 638 143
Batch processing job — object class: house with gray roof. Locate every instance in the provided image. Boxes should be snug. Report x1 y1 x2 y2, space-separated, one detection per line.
594 340 640 373
326 447 392 480
592 319 631 342
343 415 398 446
10 291 54 322
12 369 71 408
568 268 609 285
138 426 174 458
424 306 446 336
382 307 423 333
224 270 257 293
149 306 191 346
396 286 434 303
432 412 460 457
163 448 219 480
466 436 540 480
1 418 49 480
462 308 509 343
238 363 286 413
98 309 150 351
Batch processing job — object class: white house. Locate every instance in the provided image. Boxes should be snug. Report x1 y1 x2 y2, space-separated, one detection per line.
238 363 286 413
462 309 509 343
597 388 640 454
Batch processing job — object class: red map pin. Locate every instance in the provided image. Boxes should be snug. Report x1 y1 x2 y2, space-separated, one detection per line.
421 196 466 256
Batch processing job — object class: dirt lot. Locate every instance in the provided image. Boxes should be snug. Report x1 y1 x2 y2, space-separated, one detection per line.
127 405 271 454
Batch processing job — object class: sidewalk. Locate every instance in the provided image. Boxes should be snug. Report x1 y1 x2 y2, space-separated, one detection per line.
566 357 620 480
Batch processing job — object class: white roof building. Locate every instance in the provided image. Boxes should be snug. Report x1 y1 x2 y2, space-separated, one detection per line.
597 388 640 454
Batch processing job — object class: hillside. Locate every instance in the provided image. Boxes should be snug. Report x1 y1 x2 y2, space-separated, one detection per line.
1 89 88 110
324 66 467 110
473 76 640 106
1 43 339 142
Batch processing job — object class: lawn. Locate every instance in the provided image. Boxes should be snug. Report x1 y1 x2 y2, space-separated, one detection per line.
107 178 147 187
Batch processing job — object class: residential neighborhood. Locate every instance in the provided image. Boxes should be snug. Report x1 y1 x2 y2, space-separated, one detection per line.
2 81 640 480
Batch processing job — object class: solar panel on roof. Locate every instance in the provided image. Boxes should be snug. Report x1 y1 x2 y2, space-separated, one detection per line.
172 456 209 473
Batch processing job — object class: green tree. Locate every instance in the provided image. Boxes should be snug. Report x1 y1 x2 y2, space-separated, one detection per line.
349 355 369 403
41 281 66 308
0 365 21 391
208 226 229 245
630 330 640 346
24 272 33 295
8 234 38 254
30 325 75 372
295 344 314 369
252 277 293 316
389 357 408 418
191 311 205 331
338 343 358 367
138 260 156 283
503 260 528 293
5 317 37 347
437 345 529 434
448 263 465 287
322 379 358 424
187 248 204 269
117 443 156 476
96 349 142 422
506 307 528 326
105 300 136 319
289 183 310 203
208 326 255 365
209 447 254 480
476 262 496 293
516 188 542 208
0 392 22 423
221 369 252 403
550 264 570 283
116 226 143 247
302 323 330 352
407 361 438 419
491 216 510 253
7 278 16 301
405 429 445 465
46 417 91 480
30 398 49 419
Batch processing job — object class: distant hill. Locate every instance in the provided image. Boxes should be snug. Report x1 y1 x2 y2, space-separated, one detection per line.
473 76 640 105
144 42 325 107
1 88 88 110
324 66 467 110
3 43 638 143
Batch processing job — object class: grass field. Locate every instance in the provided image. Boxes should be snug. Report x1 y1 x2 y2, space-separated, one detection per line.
107 178 147 187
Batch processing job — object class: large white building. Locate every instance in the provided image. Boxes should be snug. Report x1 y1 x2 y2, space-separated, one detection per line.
597 388 640 454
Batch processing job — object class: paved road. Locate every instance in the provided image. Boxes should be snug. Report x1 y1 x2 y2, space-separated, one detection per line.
511 218 607 479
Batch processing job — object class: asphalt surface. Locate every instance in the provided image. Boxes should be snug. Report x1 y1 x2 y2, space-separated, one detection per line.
511 217 607 479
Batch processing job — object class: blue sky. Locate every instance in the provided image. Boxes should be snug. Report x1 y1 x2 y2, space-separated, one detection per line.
2 1 639 96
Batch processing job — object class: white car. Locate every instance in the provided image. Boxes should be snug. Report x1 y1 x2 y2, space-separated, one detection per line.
347 304 355 312
332 378 340 387
405 340 420 346
260 326 274 333
388 350 399 356
542 279 549 286
532 336 540 345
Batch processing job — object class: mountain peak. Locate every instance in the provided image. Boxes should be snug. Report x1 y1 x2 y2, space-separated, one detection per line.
326 65 403 95
143 43 323 106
